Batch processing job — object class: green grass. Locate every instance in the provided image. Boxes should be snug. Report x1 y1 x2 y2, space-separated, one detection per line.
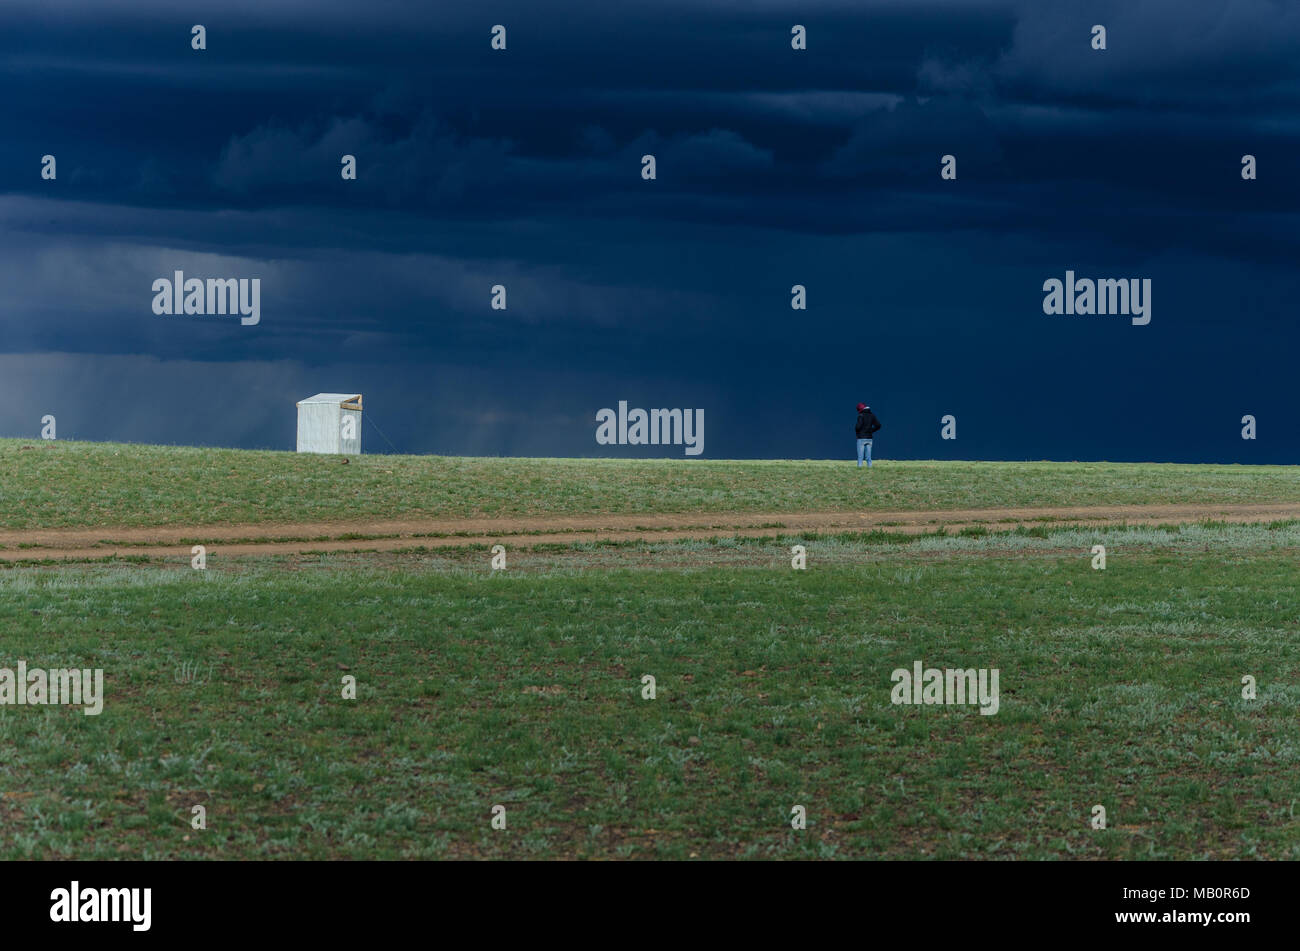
2 438 1298 529
3 442 1294 859
1 530 1296 859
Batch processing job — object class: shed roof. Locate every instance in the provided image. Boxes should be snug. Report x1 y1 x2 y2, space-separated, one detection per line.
297 393 362 408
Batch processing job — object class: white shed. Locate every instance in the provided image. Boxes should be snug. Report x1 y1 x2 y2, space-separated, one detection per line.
296 393 362 454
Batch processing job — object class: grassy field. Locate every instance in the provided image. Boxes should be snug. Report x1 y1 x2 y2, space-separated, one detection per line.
3 438 1300 528
1 443 1296 859
1 523 1297 859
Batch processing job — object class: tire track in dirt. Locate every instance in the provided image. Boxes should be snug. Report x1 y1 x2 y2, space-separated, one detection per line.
1 502 1298 562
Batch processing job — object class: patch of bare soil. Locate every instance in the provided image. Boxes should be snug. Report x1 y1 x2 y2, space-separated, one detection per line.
1 502 1297 562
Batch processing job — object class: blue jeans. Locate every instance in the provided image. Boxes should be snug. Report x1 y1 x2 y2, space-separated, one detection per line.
856 438 873 467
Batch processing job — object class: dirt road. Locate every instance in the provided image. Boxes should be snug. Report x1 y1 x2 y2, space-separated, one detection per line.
1 501 1297 562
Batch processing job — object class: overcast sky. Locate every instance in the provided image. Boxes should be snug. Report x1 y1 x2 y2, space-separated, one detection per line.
3 0 1298 461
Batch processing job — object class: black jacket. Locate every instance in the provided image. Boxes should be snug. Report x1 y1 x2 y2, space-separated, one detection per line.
855 409 881 439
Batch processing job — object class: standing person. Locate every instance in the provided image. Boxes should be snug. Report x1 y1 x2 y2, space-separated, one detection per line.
855 402 881 468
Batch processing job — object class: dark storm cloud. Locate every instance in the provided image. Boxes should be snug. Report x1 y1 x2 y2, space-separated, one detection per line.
2 0 1298 461
6 0 1298 222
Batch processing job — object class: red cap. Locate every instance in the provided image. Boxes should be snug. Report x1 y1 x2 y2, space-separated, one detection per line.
856 403 866 411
